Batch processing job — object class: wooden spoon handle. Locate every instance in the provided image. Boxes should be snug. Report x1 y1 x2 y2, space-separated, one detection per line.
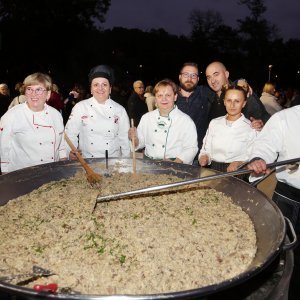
64 133 94 173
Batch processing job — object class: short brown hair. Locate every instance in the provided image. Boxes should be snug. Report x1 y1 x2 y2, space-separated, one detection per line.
224 85 247 101
180 62 198 73
153 79 177 95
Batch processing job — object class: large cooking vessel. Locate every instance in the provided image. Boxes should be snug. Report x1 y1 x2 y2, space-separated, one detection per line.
0 159 296 299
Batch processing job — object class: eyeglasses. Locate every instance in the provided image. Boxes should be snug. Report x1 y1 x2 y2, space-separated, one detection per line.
25 87 47 95
180 72 199 79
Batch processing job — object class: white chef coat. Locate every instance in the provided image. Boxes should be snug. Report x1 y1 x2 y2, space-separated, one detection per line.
249 106 300 189
199 114 258 164
0 102 66 173
137 106 198 164
65 97 130 158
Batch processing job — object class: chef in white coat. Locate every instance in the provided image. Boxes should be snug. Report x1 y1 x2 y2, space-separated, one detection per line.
128 79 198 164
65 65 130 159
0 73 66 174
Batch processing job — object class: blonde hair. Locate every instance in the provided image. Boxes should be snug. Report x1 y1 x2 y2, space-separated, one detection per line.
153 79 177 95
52 83 59 93
262 82 276 95
23 72 52 91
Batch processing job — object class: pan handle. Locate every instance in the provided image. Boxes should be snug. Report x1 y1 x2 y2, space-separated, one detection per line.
282 217 297 251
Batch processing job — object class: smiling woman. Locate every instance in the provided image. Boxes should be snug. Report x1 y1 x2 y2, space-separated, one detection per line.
0 72 66 174
128 79 198 164
64 64 131 161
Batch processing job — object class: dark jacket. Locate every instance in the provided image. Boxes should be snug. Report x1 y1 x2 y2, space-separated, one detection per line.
0 94 10 118
207 84 270 124
177 86 210 149
127 92 148 127
291 95 300 107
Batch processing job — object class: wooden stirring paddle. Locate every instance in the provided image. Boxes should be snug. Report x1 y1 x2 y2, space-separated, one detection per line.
64 133 102 187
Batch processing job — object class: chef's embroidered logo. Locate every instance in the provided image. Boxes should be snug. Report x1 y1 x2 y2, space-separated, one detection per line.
81 115 88 119
114 115 119 124
157 120 166 128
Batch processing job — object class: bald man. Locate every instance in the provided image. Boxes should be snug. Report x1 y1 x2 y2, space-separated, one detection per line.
205 61 270 129
127 80 148 126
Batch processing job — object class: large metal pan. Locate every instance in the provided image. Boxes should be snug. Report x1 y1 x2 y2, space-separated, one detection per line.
0 159 296 299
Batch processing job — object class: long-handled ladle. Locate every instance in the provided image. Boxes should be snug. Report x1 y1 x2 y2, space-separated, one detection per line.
95 158 300 205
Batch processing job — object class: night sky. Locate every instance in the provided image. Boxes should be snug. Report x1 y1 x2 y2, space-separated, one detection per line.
103 0 300 40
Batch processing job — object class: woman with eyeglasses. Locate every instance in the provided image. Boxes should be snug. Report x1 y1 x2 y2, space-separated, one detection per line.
0 72 66 174
65 65 130 160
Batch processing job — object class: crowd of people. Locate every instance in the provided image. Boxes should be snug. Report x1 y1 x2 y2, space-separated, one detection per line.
0 61 299 299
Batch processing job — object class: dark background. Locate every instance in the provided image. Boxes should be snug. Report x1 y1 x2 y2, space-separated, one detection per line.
0 0 299 96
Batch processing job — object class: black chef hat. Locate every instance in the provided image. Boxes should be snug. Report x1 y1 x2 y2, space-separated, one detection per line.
88 64 115 85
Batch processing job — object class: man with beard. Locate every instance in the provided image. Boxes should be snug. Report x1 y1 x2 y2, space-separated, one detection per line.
176 62 211 155
205 61 270 128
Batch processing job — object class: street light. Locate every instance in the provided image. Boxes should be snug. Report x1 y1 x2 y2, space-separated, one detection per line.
268 65 273 81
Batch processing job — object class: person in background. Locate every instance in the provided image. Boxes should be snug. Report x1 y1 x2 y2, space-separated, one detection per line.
128 79 198 165
0 73 66 174
247 105 300 300
127 80 148 126
8 82 27 109
290 87 300 107
65 64 130 160
176 62 209 153
199 85 258 177
47 83 64 113
0 83 11 117
205 61 270 128
260 82 283 115
63 84 86 124
144 85 156 111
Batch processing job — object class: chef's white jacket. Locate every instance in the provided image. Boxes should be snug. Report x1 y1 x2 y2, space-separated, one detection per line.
0 103 66 173
199 114 258 164
136 106 198 164
65 97 130 158
249 106 300 189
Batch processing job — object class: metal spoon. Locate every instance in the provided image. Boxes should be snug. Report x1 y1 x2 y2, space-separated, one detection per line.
95 158 300 204
104 150 111 177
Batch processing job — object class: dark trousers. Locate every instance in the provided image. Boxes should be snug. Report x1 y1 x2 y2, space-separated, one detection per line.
273 181 300 300
210 161 249 181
